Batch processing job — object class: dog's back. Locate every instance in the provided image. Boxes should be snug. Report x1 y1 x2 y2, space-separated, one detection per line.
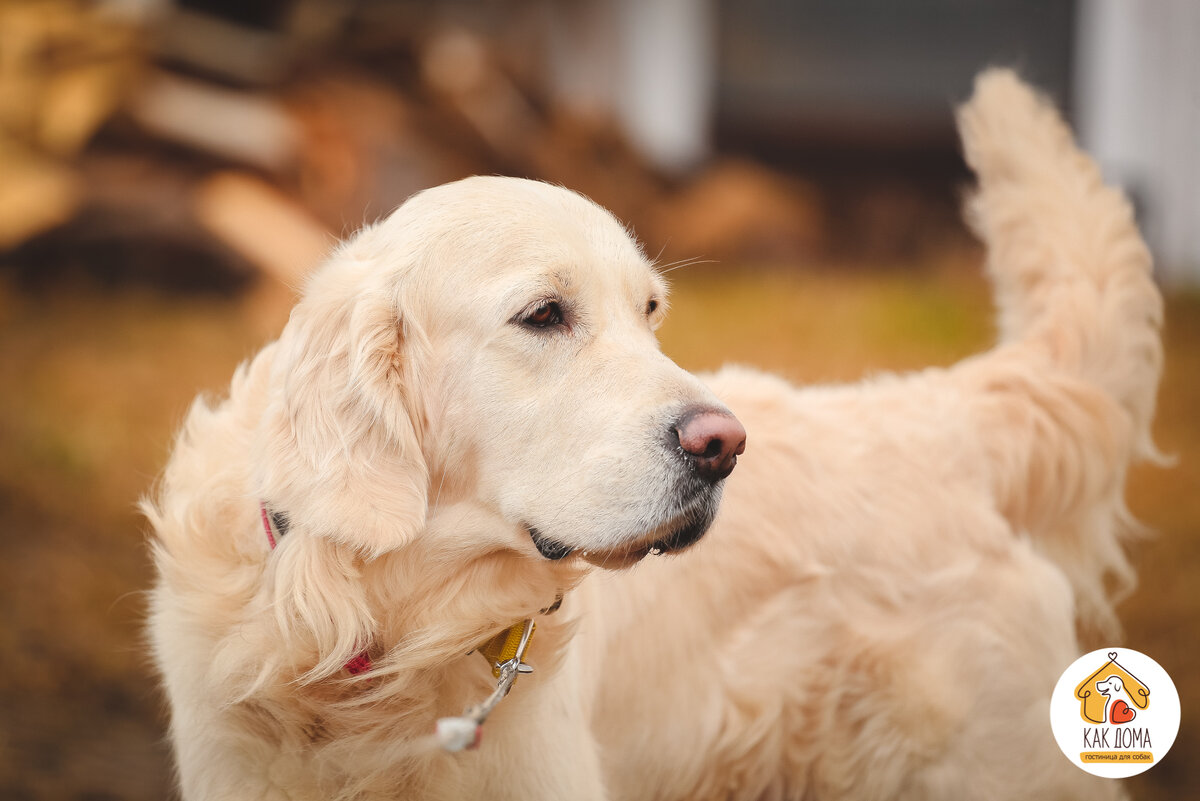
586 70 1161 801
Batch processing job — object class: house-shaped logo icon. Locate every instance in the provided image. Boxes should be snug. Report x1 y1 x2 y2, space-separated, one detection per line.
1052 647 1180 779
1074 651 1149 725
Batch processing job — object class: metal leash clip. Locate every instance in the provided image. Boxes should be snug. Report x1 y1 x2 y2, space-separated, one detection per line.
435 618 536 752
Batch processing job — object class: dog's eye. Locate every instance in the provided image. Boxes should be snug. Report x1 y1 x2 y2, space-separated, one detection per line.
646 298 659 316
523 301 564 329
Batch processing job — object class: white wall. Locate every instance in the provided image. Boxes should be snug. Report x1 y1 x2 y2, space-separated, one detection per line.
1075 0 1200 286
546 0 715 173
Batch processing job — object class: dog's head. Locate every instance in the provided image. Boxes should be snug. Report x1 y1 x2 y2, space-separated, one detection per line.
257 176 744 569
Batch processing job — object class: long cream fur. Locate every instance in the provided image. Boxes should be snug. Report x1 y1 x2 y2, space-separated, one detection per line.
145 70 1162 800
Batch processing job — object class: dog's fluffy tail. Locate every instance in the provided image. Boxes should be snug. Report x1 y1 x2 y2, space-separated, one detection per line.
956 69 1165 633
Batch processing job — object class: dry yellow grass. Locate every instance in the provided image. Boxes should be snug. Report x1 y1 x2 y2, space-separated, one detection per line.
0 261 1195 799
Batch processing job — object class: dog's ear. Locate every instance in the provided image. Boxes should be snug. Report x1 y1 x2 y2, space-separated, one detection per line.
256 252 428 558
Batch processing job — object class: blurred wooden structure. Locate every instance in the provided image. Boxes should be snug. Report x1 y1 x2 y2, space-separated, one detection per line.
0 1 138 248
2 0 1194 285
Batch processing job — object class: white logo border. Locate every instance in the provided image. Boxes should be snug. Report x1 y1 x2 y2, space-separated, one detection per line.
1050 647 1181 779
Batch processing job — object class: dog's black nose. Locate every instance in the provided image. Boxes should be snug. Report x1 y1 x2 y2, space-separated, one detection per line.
673 406 746 483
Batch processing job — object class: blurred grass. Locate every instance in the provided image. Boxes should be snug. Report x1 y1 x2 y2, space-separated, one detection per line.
660 257 993 382
0 259 1196 799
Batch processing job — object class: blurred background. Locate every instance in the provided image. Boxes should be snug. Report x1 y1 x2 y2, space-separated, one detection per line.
1 0 1196 798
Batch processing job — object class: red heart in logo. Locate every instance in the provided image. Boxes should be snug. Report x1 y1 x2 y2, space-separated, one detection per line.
1110 699 1136 724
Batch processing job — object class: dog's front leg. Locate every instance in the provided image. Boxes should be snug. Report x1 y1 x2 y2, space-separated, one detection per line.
166 704 294 801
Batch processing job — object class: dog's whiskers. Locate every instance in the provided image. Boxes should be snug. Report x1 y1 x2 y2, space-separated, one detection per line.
654 256 716 276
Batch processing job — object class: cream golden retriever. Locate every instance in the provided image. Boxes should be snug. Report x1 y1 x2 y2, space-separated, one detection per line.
145 70 1162 800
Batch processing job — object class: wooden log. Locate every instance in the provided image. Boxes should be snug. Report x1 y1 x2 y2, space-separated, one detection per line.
0 134 82 250
193 171 331 287
129 72 300 172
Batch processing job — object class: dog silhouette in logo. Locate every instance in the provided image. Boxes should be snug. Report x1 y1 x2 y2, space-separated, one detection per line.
1076 652 1150 724
1096 675 1138 725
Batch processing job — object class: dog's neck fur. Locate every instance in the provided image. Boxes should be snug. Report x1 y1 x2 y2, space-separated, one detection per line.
222 514 589 796
160 345 593 795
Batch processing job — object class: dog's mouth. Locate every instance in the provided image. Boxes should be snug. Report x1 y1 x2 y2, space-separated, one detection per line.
528 501 717 570
528 528 575 561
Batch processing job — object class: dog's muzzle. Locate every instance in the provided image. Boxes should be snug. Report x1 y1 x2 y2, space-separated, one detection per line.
526 489 721 567
527 405 744 567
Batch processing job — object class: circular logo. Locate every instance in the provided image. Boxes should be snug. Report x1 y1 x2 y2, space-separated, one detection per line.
1050 648 1180 778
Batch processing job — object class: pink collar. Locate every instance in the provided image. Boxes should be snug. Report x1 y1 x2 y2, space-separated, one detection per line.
259 503 283 549
260 501 373 676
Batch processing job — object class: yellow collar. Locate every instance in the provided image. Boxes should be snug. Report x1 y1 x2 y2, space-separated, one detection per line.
474 590 561 678
476 618 537 679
